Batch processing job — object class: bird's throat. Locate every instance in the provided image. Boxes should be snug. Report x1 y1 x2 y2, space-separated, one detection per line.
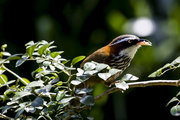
119 45 141 59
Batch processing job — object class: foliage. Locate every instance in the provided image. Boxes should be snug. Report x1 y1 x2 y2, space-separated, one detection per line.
149 56 180 78
0 40 180 119
0 41 90 119
0 40 134 119
148 57 180 116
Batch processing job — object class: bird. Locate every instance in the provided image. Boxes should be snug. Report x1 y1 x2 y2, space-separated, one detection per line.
80 34 152 87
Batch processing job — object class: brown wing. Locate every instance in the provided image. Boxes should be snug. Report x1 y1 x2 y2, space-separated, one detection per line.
80 46 109 68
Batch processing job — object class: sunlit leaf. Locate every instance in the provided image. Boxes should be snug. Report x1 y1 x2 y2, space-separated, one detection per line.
71 80 82 85
121 74 139 81
76 88 93 95
115 81 129 90
149 56 180 78
0 67 6 74
71 56 85 66
25 41 35 47
3 86 16 95
6 54 22 61
176 91 180 97
76 68 84 76
2 52 11 56
56 91 67 101
96 63 108 71
43 61 51 67
60 97 75 104
19 78 30 85
50 51 64 58
38 44 49 56
26 44 37 58
12 92 33 101
25 81 44 88
25 106 36 113
0 74 8 84
84 70 98 75
170 105 180 116
80 95 94 106
1 44 7 51
16 53 29 67
167 97 179 106
98 73 111 81
83 62 96 71
109 69 121 75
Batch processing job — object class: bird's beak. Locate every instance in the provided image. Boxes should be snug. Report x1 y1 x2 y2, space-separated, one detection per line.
137 39 152 46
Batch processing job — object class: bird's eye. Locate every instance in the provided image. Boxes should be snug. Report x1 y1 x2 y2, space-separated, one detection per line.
128 40 132 43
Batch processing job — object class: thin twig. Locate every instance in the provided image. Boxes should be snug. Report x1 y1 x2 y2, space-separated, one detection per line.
2 64 29 85
95 80 180 101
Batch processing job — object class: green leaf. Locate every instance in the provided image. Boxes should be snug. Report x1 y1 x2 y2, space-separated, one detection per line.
1 44 7 51
71 56 85 66
80 95 94 106
170 105 180 116
0 66 6 74
56 91 67 101
26 44 37 58
50 51 64 58
0 74 8 84
32 97 44 107
2 52 11 56
16 53 29 67
115 81 129 90
4 86 16 95
167 97 179 106
149 56 180 78
19 78 30 85
38 44 49 56
25 41 35 47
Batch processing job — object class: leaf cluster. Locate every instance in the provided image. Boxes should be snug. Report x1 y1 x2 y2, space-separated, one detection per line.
149 56 180 116
0 41 95 119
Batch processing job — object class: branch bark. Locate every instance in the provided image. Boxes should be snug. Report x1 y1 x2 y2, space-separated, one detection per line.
95 80 180 101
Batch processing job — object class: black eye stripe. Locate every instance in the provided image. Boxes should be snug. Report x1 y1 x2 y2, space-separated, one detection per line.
110 37 138 46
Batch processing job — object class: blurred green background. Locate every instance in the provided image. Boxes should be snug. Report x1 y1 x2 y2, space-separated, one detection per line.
1 0 180 119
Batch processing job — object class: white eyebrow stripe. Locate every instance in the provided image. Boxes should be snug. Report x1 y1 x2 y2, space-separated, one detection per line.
110 37 136 46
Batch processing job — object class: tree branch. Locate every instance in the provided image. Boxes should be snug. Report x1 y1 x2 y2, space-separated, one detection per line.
95 80 180 101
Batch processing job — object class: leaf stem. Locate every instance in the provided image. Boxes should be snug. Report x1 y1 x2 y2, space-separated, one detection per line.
1 64 28 85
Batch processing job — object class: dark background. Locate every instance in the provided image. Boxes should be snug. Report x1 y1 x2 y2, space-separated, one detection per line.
1 0 180 119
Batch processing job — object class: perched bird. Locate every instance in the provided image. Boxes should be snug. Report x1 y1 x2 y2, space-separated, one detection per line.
80 34 152 87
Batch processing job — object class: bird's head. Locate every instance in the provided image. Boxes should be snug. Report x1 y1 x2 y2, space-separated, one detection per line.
109 34 152 58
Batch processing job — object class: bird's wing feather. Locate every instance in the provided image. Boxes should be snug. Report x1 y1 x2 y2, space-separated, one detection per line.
80 47 109 68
